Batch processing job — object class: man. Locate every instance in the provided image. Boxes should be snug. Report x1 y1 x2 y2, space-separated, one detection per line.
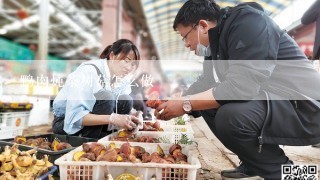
154 0 320 179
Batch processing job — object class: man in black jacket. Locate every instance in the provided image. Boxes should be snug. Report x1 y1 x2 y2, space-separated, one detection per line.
154 0 320 179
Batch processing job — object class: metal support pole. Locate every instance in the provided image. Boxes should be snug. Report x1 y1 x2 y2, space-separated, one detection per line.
38 0 50 60
116 0 122 40
34 0 50 77
137 30 142 49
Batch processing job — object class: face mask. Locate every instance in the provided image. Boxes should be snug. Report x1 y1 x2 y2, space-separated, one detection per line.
196 26 211 56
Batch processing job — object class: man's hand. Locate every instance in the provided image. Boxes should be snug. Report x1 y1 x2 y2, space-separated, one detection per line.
154 97 185 120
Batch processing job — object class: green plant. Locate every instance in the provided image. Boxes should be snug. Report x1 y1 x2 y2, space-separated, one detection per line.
158 136 170 144
177 134 197 145
175 117 186 125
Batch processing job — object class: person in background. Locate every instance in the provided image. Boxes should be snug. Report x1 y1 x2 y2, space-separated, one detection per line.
146 80 162 99
175 74 188 90
52 39 140 139
301 0 320 61
154 0 320 179
171 87 184 98
161 76 172 99
130 73 152 120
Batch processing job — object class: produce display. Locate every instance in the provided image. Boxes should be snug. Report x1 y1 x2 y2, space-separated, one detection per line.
142 121 163 131
109 130 160 143
73 142 189 164
0 102 33 111
0 144 53 179
13 136 72 151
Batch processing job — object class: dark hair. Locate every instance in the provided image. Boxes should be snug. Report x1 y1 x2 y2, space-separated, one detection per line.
173 0 221 30
100 39 140 66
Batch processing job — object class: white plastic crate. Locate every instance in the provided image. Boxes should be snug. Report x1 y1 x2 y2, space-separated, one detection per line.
158 120 191 126
160 124 194 133
55 141 201 180
0 111 30 128
0 127 24 140
98 131 194 145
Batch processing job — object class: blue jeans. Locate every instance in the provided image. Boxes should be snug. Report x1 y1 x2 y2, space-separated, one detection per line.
52 90 133 139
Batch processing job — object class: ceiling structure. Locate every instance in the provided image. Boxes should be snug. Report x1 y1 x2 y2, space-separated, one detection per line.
0 0 295 62
0 0 105 59
0 0 157 60
141 0 294 60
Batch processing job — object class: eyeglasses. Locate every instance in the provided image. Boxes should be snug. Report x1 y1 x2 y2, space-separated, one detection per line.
182 24 197 43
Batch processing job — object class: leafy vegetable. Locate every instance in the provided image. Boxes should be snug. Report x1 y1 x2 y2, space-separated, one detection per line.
175 117 186 125
177 134 197 145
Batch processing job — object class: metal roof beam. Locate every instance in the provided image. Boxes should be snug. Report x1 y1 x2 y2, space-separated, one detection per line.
8 0 24 9
14 38 83 45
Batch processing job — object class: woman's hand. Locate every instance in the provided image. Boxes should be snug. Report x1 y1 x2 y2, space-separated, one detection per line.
110 113 140 130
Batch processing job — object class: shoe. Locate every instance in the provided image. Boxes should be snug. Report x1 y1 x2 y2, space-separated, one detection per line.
221 163 262 180
312 143 320 147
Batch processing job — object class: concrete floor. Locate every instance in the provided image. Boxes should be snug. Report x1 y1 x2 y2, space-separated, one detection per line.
190 117 320 179
23 116 320 179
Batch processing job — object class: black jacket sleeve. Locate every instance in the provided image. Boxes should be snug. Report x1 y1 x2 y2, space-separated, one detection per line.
301 0 320 25
183 58 217 96
213 8 279 101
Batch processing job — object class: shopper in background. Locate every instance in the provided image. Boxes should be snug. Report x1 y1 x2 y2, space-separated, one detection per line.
154 0 320 179
52 39 141 139
301 0 320 61
130 73 152 120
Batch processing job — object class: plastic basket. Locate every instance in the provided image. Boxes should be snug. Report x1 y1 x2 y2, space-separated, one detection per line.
98 131 194 145
55 142 201 180
0 134 97 163
37 165 58 180
0 111 30 128
0 127 24 139
157 119 191 126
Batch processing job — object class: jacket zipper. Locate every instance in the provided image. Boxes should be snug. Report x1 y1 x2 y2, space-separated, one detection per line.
258 91 271 153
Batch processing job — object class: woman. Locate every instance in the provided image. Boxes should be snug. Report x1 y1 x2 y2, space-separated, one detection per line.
52 39 140 139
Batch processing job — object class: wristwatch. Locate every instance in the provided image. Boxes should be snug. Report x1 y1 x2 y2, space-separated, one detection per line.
182 95 192 113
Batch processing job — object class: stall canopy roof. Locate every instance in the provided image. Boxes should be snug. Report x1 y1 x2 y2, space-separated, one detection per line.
141 0 293 60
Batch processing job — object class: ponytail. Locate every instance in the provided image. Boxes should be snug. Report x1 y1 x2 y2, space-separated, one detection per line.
100 45 112 59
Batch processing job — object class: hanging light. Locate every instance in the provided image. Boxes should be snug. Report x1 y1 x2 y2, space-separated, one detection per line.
16 9 29 20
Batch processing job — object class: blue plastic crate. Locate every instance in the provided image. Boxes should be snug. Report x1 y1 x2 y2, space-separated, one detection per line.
37 166 58 180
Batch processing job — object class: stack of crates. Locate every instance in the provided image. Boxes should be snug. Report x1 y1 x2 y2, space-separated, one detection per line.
0 101 32 139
